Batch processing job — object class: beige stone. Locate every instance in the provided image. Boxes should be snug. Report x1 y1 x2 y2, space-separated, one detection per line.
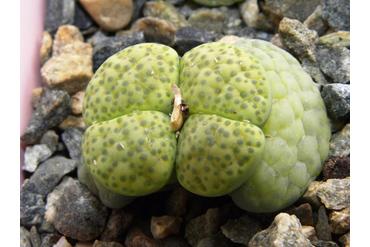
41 42 93 95
151 215 183 239
58 115 86 131
79 0 133 32
40 31 53 64
31 87 43 109
71 91 85 115
302 226 318 242
329 207 350 235
52 25 84 56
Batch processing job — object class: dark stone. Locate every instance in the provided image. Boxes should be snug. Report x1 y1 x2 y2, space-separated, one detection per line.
128 236 160 247
154 235 191 247
20 180 46 228
93 32 145 71
286 203 315 226
92 240 125 247
44 0 75 33
220 213 262 245
316 206 332 241
174 26 220 55
40 130 59 154
52 177 108 241
165 187 190 216
27 156 77 197
184 208 221 247
21 88 71 144
197 231 235 247
237 26 274 42
322 156 350 180
73 1 95 31
61 127 84 161
100 208 137 242
321 83 350 121
311 240 339 247
263 0 320 22
131 0 147 24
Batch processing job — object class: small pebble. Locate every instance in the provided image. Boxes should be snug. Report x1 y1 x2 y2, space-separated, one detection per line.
316 206 332 241
302 226 318 242
59 115 87 131
322 84 350 121
23 144 52 172
44 0 75 32
338 232 350 247
20 180 46 228
29 226 42 247
263 0 319 22
40 129 59 154
92 240 124 247
329 207 350 235
151 215 183 239
128 236 160 247
40 31 53 64
61 127 84 161
99 208 136 242
322 156 350 180
188 8 225 33
79 0 133 32
329 123 350 157
286 203 314 226
54 236 72 247
71 91 85 115
317 178 350 210
20 226 32 247
321 0 350 31
73 1 95 31
303 5 329 36
52 25 84 56
319 31 350 48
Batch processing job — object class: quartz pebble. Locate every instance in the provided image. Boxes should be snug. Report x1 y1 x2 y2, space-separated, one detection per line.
151 215 183 239
23 144 52 172
248 213 313 247
71 91 85 115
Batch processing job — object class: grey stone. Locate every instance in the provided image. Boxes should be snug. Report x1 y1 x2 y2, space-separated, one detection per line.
219 6 244 35
61 127 84 161
279 17 318 61
188 8 225 33
100 208 136 242
73 1 95 31
322 84 350 121
23 144 52 172
263 0 320 22
92 32 145 70
44 0 75 33
40 234 58 247
184 208 221 247
124 17 177 47
303 5 329 36
20 180 46 228
174 26 220 55
220 213 262 245
46 176 108 241
237 26 274 41
20 227 32 247
321 0 350 31
316 45 350 84
20 88 71 144
196 231 234 247
248 213 313 247
30 226 42 247
317 178 350 210
131 0 147 24
278 17 328 86
143 1 190 29
40 130 59 154
27 156 77 197
316 206 332 241
329 123 350 157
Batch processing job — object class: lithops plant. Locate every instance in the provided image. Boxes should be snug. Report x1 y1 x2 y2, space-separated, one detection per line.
80 40 331 212
81 43 179 200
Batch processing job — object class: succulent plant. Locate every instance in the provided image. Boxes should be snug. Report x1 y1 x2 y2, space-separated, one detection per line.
80 40 331 212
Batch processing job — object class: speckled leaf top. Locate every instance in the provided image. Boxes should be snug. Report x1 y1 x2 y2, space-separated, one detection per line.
80 40 331 213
